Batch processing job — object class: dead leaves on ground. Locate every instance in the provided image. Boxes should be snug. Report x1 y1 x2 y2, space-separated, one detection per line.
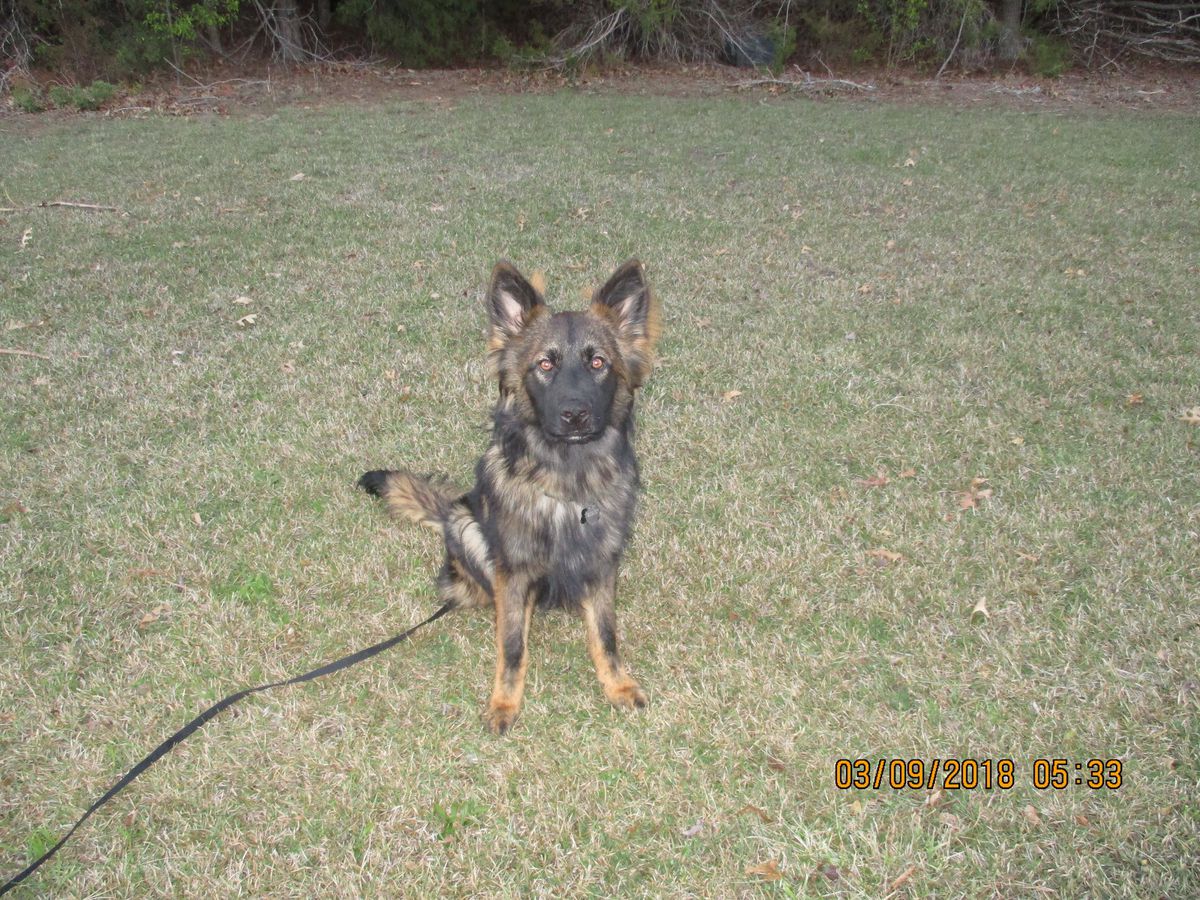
957 476 993 512
745 858 783 881
856 468 892 489
868 548 904 567
854 466 916 490
849 468 1000 517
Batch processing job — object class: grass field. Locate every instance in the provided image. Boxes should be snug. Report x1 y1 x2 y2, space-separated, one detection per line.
1 90 1198 897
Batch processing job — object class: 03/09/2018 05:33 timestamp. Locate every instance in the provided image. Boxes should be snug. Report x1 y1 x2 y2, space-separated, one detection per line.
833 758 1123 791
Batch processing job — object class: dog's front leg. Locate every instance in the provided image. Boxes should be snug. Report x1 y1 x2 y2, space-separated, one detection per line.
582 575 647 710
485 568 535 735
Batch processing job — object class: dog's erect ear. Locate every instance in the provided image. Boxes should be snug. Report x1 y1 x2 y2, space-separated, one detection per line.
591 259 661 387
488 261 545 345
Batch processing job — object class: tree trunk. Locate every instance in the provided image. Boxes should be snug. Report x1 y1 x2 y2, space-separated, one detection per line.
206 24 224 55
272 0 305 61
999 0 1023 60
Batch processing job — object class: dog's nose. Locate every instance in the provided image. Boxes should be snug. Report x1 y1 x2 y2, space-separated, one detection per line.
560 404 591 430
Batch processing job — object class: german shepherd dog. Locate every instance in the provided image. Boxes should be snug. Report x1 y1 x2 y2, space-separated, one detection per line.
359 260 661 734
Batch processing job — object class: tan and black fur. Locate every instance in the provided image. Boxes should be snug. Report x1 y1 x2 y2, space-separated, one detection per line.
359 260 661 734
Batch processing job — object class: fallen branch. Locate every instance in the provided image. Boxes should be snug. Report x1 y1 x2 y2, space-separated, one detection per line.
0 200 121 213
936 3 971 79
733 74 876 92
0 348 51 360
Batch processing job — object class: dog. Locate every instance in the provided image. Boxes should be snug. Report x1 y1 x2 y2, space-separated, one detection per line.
359 259 661 734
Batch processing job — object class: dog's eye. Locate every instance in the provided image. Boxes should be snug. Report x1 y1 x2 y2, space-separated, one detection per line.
590 355 606 370
538 358 555 372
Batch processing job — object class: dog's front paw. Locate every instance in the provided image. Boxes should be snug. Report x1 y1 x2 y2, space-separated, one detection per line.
605 678 648 710
484 699 520 735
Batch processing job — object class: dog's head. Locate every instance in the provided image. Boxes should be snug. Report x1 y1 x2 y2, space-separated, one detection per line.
487 260 661 445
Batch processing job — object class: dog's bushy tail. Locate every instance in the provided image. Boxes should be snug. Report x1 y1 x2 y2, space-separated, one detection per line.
358 470 457 531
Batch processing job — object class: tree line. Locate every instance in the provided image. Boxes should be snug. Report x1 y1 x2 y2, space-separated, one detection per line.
3 0 1196 86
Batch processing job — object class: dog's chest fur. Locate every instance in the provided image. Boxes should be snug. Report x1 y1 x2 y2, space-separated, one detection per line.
474 418 639 607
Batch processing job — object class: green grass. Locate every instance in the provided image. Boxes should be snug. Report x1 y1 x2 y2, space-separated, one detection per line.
2 92 1198 896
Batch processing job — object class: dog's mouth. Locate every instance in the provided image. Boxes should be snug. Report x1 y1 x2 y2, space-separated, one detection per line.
547 429 601 445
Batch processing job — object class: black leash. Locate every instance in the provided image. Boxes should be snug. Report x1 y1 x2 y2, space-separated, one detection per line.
0 601 452 895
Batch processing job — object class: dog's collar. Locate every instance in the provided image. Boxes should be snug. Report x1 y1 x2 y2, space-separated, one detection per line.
536 488 596 525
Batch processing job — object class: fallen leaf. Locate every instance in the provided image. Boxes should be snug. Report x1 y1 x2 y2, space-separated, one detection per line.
1010 435 1025 446
958 477 992 510
856 469 890 489
191 512 203 526
737 804 775 824
903 157 916 167
1023 804 1042 827
1180 407 1200 425
680 820 705 838
21 228 32 248
289 172 305 181
746 859 783 881
766 755 787 772
1126 393 1144 406
971 597 990 620
816 861 840 881
1075 814 1090 827
281 359 296 373
722 389 743 402
898 467 917 479
868 548 904 567
889 864 918 892
237 313 258 327
902 177 914 187
137 603 170 629
232 295 253 305
923 789 945 808
129 568 167 579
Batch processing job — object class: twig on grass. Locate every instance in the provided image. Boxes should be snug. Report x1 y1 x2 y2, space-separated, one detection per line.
0 200 121 213
0 348 51 360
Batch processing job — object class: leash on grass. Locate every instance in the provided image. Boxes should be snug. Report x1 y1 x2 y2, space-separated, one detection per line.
0 601 453 895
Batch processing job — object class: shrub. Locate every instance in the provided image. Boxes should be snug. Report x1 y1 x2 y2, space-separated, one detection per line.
1027 33 1071 76
11 85 46 112
47 80 118 111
